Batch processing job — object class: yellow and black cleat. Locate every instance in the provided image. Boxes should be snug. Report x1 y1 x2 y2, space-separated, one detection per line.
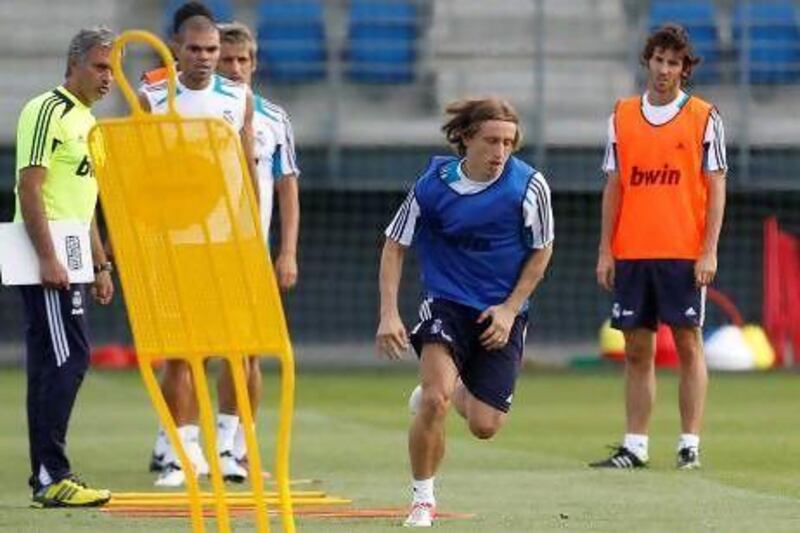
33 477 111 508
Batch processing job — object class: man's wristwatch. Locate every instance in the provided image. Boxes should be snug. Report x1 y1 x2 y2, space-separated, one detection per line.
93 261 114 274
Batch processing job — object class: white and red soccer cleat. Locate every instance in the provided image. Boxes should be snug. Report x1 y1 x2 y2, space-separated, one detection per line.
403 501 435 527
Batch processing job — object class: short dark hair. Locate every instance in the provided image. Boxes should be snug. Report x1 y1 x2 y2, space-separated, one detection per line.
641 23 701 84
177 15 219 41
441 98 522 157
172 1 215 35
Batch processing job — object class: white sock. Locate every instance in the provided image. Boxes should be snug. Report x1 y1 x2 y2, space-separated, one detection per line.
186 424 200 444
233 423 255 460
216 414 240 455
678 433 700 451
164 425 196 467
153 426 169 457
411 477 435 505
623 433 649 461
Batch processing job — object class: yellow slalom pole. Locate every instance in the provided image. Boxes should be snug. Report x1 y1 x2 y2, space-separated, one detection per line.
110 30 178 117
137 355 205 532
110 491 327 500
275 348 296 533
105 496 350 508
107 29 201 532
95 28 299 533
189 358 231 532
228 354 271 532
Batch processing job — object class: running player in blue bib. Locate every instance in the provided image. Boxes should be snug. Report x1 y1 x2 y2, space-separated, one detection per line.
377 98 554 527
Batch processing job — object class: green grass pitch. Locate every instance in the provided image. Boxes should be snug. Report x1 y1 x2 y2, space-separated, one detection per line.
0 367 798 531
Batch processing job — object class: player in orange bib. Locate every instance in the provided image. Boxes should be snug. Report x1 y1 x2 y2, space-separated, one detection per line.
591 24 726 470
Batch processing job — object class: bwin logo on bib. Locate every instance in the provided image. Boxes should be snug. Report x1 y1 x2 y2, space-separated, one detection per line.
630 165 681 186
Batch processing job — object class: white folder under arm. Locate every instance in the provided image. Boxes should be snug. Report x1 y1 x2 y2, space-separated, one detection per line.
0 221 94 286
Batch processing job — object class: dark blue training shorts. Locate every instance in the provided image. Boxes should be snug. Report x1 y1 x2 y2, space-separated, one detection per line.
409 297 527 413
611 259 705 331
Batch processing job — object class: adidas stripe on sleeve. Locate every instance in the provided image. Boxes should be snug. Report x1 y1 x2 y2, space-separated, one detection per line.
523 172 555 249
703 108 727 174
384 189 420 246
16 94 65 171
602 114 617 174
277 111 300 177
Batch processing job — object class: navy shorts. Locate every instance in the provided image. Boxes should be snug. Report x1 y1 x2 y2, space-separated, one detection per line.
611 259 706 331
409 297 527 413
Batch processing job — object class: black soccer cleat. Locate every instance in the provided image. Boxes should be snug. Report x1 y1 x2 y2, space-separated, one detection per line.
149 452 166 473
676 447 701 470
589 445 648 469
220 451 248 483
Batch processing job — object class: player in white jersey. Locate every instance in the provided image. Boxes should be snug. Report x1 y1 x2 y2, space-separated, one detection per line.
251 94 299 240
138 14 259 487
210 21 300 483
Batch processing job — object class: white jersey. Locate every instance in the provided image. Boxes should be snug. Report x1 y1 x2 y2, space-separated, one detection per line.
602 90 727 175
140 73 248 132
139 73 249 244
252 93 299 238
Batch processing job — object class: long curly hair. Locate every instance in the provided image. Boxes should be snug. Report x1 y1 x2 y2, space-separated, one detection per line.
441 97 522 157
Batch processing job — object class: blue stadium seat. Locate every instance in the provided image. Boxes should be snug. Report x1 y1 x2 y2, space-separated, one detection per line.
256 1 327 83
648 1 722 84
164 0 234 32
732 1 800 84
345 0 418 84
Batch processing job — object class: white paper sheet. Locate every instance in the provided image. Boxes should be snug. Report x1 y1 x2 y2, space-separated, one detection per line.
0 221 94 285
